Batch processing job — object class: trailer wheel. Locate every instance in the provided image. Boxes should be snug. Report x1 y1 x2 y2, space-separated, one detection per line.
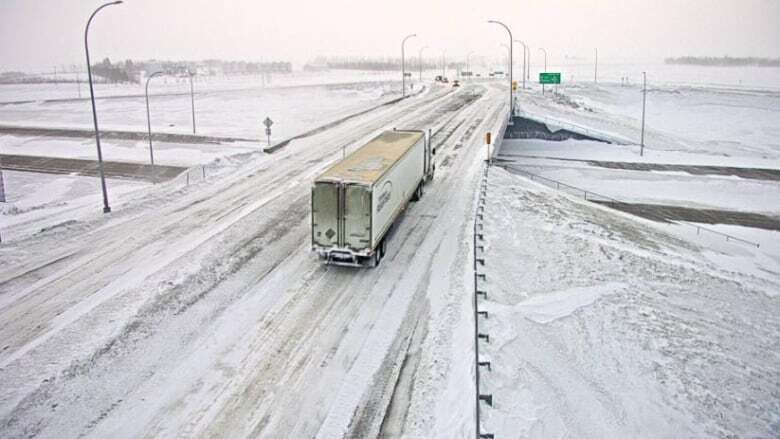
412 182 423 201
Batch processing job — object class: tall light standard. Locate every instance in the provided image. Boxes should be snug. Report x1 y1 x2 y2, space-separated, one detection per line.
145 71 164 167
514 40 526 90
401 33 417 97
441 50 446 77
487 20 513 116
418 46 428 82
85 0 123 213
538 47 548 94
640 71 647 156
594 48 598 84
188 70 196 134
466 51 475 79
501 43 511 79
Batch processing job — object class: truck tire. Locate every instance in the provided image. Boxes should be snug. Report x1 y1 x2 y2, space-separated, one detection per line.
411 182 423 201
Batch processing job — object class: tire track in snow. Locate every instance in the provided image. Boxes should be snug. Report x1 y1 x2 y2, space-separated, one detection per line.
0 85 486 437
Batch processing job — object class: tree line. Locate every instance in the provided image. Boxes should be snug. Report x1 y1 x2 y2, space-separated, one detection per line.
304 56 460 72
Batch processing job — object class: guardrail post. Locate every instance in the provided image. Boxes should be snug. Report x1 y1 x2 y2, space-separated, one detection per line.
473 161 494 439
479 394 493 406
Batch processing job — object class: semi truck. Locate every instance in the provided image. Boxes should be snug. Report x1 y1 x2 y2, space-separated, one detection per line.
311 129 435 267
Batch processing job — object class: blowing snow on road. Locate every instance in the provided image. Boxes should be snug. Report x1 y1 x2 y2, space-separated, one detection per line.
2 1 780 438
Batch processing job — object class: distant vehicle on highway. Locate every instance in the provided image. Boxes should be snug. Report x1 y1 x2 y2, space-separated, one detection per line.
434 75 449 83
452 80 460 87
311 130 436 267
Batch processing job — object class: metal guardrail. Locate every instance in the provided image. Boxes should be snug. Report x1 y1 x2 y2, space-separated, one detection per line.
473 163 493 439
502 164 761 248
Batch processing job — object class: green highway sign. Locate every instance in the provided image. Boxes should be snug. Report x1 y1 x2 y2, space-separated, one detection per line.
539 72 561 84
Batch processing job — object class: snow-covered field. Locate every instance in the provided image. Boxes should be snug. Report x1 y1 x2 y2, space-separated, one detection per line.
480 167 779 438
0 69 404 103
0 72 410 238
474 65 780 438
500 139 780 215
516 66 780 160
0 135 256 166
500 70 780 310
0 80 402 140
0 170 150 237
556 62 780 91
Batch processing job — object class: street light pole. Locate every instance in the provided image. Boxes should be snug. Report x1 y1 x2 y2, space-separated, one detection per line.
418 46 428 82
85 0 123 214
145 71 164 167
641 71 647 156
514 40 526 89
501 44 511 81
188 70 196 134
466 51 475 79
488 20 513 116
538 47 548 94
595 48 598 84
401 33 417 97
441 50 446 77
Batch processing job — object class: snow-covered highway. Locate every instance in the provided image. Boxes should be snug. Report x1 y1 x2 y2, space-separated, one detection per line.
0 83 505 438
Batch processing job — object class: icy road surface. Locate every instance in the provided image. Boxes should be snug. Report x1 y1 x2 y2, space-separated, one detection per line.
0 83 504 438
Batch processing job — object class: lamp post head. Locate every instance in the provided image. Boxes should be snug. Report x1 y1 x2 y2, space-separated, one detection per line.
113 1 123 4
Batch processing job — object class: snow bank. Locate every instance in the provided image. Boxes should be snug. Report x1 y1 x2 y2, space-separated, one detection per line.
513 282 626 324
478 166 780 438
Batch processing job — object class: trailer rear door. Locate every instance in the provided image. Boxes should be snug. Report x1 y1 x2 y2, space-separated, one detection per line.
312 182 339 247
344 185 371 251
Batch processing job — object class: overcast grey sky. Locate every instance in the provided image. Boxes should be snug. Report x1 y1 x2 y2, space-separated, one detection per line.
1 0 778 71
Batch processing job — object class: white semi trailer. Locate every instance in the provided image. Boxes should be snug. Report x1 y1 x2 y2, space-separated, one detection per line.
312 129 435 267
